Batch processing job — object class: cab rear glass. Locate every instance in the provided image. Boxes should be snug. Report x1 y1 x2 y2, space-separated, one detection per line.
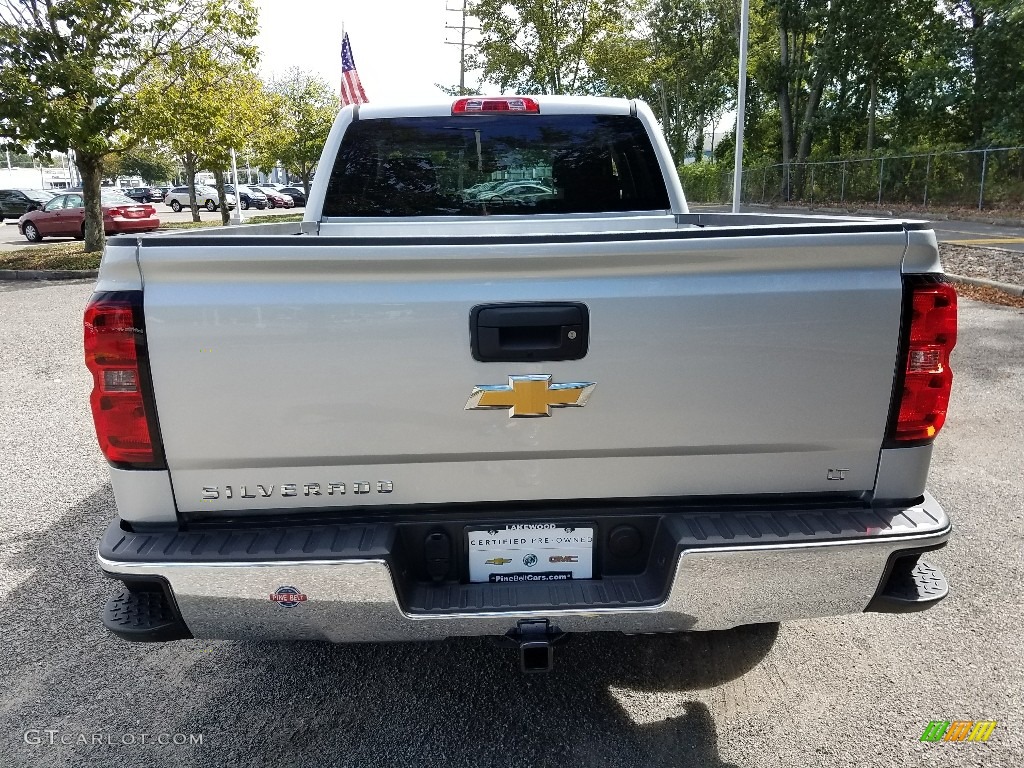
322 114 670 217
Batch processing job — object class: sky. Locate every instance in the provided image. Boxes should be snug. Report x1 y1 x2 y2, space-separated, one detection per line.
254 0 473 104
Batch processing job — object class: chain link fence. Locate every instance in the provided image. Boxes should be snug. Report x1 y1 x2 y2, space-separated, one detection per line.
682 147 1024 211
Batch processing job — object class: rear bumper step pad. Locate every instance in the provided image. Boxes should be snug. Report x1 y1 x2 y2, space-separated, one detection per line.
102 586 192 642
98 493 951 642
866 557 949 613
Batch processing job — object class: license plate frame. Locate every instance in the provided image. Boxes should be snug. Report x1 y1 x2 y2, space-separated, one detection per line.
466 523 595 584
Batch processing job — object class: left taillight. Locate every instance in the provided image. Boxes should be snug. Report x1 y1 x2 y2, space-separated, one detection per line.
84 292 164 467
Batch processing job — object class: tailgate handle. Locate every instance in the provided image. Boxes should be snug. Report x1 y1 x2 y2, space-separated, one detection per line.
471 303 589 362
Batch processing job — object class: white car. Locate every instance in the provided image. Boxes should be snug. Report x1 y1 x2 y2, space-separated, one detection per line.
164 185 235 212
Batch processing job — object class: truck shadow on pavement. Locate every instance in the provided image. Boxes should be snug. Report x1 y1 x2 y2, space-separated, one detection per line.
0 484 776 768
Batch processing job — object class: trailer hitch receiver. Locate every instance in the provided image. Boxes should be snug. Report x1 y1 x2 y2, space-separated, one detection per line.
504 619 567 673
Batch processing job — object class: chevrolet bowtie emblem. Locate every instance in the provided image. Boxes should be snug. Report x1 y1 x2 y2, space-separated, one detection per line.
485 557 513 566
465 375 596 418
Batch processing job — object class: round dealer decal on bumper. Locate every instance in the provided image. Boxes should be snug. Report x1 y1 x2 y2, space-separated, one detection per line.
270 586 307 608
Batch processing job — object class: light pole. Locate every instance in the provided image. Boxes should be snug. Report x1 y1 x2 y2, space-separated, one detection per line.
732 0 750 213
230 148 244 224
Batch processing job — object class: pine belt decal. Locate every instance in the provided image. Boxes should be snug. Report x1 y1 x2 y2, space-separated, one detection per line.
465 375 595 418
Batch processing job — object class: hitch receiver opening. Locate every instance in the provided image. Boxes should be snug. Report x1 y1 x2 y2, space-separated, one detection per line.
506 619 566 673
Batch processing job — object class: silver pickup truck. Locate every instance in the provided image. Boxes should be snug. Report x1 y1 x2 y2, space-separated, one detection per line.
87 96 956 671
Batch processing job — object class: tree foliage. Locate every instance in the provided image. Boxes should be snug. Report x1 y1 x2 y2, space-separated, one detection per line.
135 48 282 221
469 0 632 94
265 69 338 196
104 145 179 184
646 0 737 162
0 0 257 251
466 0 1023 175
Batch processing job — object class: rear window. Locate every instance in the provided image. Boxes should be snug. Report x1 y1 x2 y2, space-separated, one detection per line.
322 114 670 217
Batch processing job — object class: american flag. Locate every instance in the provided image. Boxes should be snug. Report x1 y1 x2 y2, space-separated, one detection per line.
340 32 368 106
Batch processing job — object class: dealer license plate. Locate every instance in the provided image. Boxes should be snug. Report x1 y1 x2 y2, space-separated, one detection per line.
467 524 594 584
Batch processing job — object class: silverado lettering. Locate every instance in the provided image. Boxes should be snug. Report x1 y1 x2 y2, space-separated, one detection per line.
201 482 393 499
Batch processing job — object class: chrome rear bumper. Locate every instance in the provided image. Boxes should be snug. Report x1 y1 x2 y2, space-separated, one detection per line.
98 494 950 642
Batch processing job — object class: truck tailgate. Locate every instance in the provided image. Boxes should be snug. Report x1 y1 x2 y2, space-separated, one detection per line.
138 228 908 513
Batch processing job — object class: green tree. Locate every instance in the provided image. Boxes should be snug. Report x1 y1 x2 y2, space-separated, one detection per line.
0 0 257 251
645 0 737 162
103 145 179 184
120 146 180 185
266 69 338 197
3 151 41 168
136 50 281 222
950 0 1024 146
469 0 632 94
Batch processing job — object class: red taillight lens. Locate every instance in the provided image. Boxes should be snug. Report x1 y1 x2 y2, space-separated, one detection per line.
84 296 157 464
106 206 124 217
891 282 958 442
143 205 155 216
452 96 540 114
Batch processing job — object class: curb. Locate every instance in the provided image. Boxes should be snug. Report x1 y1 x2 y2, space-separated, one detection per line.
0 269 97 281
946 273 1024 297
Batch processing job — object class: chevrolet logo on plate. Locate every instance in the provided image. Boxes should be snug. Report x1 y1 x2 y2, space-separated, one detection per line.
485 557 513 566
466 375 596 418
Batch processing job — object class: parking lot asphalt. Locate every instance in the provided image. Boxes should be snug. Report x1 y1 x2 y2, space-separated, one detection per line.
0 280 1021 767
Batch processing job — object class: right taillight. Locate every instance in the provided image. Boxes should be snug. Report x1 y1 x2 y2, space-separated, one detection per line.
84 292 163 466
889 281 958 443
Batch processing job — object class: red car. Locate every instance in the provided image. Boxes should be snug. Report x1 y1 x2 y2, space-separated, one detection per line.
18 190 160 242
254 186 295 209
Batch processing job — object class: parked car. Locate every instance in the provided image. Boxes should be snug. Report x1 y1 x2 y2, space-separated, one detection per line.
123 187 165 204
18 190 159 242
0 188 58 223
224 184 268 211
164 185 235 212
278 186 307 207
476 181 556 204
254 186 295 209
462 180 506 200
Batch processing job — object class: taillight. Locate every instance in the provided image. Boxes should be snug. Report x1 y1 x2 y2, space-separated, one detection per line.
143 205 155 216
889 281 958 443
84 293 163 466
452 96 540 114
